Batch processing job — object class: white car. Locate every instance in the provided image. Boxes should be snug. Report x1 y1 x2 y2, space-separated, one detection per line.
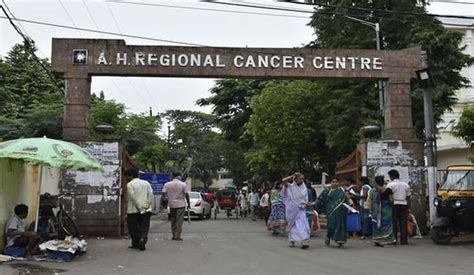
167 192 212 220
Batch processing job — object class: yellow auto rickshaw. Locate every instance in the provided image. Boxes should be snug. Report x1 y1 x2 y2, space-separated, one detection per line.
432 165 474 244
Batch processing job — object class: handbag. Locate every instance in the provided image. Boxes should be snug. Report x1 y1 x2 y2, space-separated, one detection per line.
311 211 320 232
346 212 361 232
407 214 418 237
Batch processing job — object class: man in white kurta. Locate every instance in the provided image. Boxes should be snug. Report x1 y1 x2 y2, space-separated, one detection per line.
282 173 311 249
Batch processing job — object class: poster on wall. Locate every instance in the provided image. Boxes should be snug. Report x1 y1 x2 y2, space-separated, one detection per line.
367 141 413 167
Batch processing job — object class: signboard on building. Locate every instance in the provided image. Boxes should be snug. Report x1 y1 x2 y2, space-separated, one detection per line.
139 173 169 194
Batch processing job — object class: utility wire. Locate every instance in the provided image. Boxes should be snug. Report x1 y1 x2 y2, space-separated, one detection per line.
1 14 472 62
82 0 102 32
58 0 83 37
1 0 49 59
0 16 207 46
290 1 474 20
0 4 63 91
210 1 313 14
105 0 156 109
83 0 151 110
57 1 142 111
208 1 474 27
105 1 123 33
107 0 310 19
425 0 474 5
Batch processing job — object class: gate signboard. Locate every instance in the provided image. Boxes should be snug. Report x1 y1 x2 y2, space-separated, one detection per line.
51 38 422 144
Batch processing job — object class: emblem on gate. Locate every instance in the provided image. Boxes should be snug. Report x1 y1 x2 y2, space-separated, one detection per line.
72 49 88 65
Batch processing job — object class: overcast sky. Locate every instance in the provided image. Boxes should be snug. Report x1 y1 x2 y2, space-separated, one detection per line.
0 0 470 126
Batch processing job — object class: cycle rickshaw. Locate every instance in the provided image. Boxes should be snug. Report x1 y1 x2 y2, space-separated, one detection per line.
214 188 239 219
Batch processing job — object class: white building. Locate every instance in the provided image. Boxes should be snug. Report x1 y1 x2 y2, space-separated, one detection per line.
436 18 474 169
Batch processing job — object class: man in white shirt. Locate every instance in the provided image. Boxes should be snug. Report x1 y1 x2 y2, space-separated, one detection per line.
260 189 270 224
248 189 260 221
387 169 411 245
125 168 154 251
160 172 190 241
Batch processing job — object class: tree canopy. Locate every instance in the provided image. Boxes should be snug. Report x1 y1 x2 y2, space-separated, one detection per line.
452 106 474 161
199 0 474 182
0 43 64 140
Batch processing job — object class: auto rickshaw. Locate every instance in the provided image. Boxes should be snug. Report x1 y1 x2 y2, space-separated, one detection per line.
431 165 474 244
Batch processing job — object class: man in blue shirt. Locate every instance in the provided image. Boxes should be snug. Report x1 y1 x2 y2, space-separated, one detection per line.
248 188 260 221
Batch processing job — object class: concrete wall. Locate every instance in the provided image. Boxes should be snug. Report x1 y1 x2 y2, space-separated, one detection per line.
436 26 474 169
437 148 472 170
60 142 122 237
0 160 59 250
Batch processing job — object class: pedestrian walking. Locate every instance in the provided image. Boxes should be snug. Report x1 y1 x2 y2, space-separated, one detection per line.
125 168 154 251
359 176 373 239
387 169 411 245
306 182 317 236
260 189 270 224
248 188 260 221
282 173 311 249
317 177 349 248
346 178 360 237
369 176 396 247
160 172 190 241
267 181 287 235
238 190 249 217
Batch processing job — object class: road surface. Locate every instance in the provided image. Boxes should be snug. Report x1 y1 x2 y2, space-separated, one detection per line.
1 213 473 275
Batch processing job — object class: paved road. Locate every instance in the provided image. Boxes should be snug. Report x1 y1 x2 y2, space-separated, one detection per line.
1 213 474 275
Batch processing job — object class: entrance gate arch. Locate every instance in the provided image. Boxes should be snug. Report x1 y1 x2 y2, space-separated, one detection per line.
52 38 421 144
52 38 427 235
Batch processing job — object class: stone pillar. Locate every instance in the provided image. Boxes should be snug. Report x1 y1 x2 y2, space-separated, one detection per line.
63 75 91 141
384 77 414 140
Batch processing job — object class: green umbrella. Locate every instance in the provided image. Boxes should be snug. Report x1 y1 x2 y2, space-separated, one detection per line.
0 137 103 171
0 136 103 231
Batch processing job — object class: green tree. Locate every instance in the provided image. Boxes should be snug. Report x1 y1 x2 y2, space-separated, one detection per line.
133 144 168 173
1 42 63 119
23 102 63 139
309 0 474 144
89 92 127 141
119 113 162 155
452 106 474 162
197 79 263 142
89 92 162 156
245 81 330 180
164 110 223 188
198 80 264 184
0 116 25 141
0 42 64 141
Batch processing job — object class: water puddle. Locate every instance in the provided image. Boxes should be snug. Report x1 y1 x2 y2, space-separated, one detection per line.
5 263 67 275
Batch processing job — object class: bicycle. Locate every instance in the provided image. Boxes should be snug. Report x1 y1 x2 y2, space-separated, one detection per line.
39 193 80 238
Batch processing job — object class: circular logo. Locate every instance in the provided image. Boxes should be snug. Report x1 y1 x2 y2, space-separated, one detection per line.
53 144 74 158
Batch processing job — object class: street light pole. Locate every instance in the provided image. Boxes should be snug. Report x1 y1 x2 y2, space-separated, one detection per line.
416 51 437 225
344 16 385 136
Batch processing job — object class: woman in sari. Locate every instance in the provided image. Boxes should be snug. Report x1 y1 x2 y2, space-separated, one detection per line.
369 176 396 247
316 177 348 248
267 181 287 235
282 173 311 249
